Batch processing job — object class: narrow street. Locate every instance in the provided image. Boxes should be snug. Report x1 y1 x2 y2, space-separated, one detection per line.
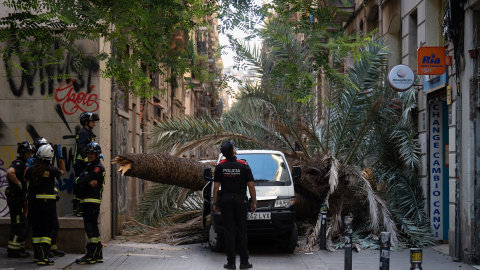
2 240 478 270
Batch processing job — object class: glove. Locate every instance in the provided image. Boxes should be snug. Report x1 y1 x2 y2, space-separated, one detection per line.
27 157 34 167
100 154 105 161
57 144 63 158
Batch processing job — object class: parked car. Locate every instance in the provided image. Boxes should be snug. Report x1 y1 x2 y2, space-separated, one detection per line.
202 150 301 253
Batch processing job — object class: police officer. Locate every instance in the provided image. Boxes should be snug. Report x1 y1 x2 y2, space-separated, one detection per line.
213 141 256 269
75 142 105 265
25 144 65 266
30 137 66 259
5 142 34 258
73 111 99 216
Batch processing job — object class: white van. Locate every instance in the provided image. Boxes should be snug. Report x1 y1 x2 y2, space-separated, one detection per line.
202 150 301 253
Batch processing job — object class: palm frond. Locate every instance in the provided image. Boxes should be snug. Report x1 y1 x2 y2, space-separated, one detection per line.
348 166 399 246
326 39 389 162
382 169 435 247
135 183 202 227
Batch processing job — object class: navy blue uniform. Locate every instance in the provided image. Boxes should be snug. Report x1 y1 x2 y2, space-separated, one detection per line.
75 159 105 262
73 127 96 176
6 159 28 255
214 156 254 265
25 164 61 264
72 127 96 215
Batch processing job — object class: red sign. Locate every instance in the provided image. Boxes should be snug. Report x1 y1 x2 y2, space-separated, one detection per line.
417 47 446 75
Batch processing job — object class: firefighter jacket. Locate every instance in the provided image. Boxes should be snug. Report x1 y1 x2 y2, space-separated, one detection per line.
75 159 105 204
8 158 28 191
25 165 61 201
73 127 96 164
214 156 254 196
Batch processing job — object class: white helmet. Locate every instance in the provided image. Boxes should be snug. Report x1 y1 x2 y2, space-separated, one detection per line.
37 144 54 161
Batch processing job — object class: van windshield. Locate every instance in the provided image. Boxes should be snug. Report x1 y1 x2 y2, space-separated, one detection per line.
236 153 291 185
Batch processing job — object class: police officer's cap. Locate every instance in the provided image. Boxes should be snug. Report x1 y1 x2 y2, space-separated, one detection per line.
220 140 235 157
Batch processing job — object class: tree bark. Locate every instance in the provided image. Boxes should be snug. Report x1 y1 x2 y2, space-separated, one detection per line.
113 153 316 219
112 153 210 191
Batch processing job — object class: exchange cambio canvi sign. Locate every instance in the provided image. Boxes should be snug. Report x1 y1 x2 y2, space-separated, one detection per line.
387 65 415 92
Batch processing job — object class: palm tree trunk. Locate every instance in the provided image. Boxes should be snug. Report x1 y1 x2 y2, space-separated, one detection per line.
113 153 320 219
112 153 210 191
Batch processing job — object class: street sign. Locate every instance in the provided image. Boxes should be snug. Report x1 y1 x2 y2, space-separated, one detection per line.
387 65 415 92
417 46 446 75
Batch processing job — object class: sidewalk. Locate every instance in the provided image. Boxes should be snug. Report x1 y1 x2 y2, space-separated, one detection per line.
1 240 479 270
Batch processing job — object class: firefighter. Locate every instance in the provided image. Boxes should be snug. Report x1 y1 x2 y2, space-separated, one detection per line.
72 111 99 217
213 141 257 270
5 142 34 258
30 137 66 259
25 144 65 266
75 142 105 265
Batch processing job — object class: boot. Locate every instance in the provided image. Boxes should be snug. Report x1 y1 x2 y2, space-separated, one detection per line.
20 247 30 258
72 199 78 216
94 242 103 263
240 261 253 269
75 244 96 264
52 249 65 257
76 202 83 217
37 244 54 266
7 250 29 258
33 244 39 263
50 245 65 257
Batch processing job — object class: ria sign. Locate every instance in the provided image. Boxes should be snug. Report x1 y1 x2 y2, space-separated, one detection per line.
417 47 446 75
387 65 415 92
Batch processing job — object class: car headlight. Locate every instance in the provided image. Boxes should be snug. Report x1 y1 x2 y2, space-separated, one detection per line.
274 197 295 208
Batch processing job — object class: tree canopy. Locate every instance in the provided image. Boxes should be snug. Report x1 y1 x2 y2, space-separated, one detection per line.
0 0 217 97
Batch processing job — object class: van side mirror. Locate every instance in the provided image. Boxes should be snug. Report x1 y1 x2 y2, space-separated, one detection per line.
291 166 301 181
204 168 213 181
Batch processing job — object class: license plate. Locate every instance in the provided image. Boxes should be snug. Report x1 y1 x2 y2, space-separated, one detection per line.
247 212 271 220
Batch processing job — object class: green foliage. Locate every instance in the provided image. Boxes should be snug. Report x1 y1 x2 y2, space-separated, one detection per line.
0 0 217 98
146 1 432 247
381 168 436 247
135 183 202 227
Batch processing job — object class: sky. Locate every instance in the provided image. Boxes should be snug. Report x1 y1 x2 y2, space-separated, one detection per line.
219 32 235 68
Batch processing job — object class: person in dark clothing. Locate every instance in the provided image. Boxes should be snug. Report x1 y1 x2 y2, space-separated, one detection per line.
72 111 99 217
5 142 34 258
30 137 66 259
75 142 105 265
25 144 65 266
213 141 257 270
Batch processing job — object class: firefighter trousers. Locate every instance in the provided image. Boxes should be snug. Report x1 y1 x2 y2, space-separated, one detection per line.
7 196 28 254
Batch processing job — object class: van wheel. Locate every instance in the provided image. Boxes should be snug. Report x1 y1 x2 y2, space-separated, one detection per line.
208 223 225 252
279 223 298 253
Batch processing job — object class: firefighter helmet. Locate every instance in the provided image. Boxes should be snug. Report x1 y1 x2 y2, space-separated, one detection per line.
79 111 99 125
17 141 34 154
86 142 102 154
33 137 49 151
37 144 55 161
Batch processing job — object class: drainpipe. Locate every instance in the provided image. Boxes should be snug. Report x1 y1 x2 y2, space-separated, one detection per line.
378 0 383 37
110 40 118 240
453 81 461 261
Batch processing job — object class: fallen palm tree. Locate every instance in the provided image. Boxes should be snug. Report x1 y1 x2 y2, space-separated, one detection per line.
115 39 436 250
114 152 403 251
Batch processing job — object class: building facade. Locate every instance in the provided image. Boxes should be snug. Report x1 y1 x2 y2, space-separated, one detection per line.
0 7 223 252
343 0 480 263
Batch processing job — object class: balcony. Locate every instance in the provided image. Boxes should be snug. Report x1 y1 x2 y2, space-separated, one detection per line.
330 0 355 23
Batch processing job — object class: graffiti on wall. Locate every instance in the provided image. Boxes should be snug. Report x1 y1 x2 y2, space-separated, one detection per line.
0 125 80 216
0 49 100 216
0 159 8 217
54 80 98 115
